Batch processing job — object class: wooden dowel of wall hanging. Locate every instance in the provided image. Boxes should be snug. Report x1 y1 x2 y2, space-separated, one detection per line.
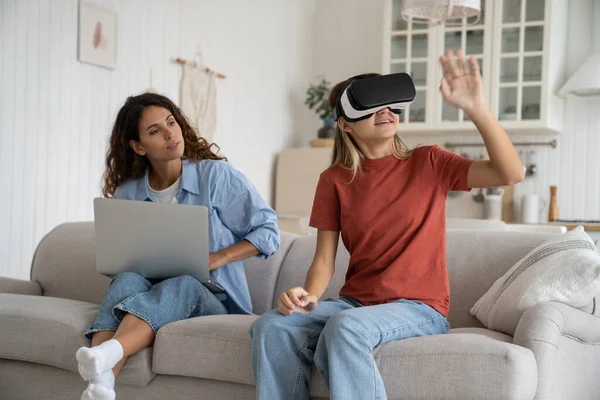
172 57 227 79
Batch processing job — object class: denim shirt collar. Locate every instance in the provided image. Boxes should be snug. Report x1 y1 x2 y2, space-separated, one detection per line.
134 158 199 201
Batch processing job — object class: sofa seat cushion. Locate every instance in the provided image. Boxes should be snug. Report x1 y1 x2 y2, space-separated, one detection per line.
0 294 155 387
153 315 257 385
154 317 537 399
310 327 536 399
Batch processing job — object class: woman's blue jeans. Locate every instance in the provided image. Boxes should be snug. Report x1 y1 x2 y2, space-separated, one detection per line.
85 272 227 340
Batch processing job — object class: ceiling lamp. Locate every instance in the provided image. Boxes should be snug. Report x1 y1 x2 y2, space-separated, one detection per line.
402 0 481 26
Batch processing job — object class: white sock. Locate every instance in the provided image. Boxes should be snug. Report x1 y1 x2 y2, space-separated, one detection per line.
76 339 124 381
81 370 116 400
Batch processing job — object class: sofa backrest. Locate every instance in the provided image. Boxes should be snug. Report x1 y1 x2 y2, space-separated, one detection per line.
444 230 554 327
31 222 560 328
272 234 350 305
241 232 297 314
272 230 555 328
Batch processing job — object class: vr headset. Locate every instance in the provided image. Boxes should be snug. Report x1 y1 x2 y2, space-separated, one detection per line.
332 73 416 122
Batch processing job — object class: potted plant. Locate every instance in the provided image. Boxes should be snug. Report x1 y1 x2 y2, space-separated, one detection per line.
304 78 335 139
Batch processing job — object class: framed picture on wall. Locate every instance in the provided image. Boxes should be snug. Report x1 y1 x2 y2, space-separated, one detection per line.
78 2 117 69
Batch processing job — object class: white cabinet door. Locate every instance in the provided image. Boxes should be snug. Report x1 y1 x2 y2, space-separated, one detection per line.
381 0 568 135
489 0 568 134
382 0 437 131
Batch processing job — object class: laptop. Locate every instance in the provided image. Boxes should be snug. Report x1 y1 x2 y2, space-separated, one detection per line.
93 197 224 293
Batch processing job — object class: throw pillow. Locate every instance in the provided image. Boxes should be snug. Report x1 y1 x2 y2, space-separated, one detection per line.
470 226 600 335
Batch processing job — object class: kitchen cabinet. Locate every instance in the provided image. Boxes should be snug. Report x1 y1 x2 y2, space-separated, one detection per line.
382 0 569 135
383 0 437 131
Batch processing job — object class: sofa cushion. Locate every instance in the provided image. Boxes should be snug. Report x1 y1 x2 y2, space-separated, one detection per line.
153 316 536 399
0 294 155 387
471 226 600 335
309 327 535 399
153 315 257 385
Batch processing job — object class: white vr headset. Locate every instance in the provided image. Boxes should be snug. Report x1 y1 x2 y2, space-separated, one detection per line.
333 73 416 122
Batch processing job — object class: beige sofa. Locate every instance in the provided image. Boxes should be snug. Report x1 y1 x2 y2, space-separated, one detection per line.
1 222 600 400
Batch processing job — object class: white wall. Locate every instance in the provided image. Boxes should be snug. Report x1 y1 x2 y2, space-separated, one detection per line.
312 0 600 222
0 0 316 279
176 0 317 193
311 0 386 85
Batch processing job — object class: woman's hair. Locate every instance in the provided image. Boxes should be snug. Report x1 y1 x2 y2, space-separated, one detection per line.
101 93 225 197
328 73 414 181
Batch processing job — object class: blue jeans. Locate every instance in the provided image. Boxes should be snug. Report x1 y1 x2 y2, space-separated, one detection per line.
249 297 449 400
85 272 227 340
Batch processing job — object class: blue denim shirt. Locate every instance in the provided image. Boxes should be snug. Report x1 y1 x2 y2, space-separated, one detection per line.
113 159 280 315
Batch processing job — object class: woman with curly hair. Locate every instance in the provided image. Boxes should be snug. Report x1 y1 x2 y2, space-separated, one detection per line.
76 93 280 400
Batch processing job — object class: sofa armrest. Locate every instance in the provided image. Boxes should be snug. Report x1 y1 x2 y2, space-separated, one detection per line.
513 302 600 399
0 276 42 296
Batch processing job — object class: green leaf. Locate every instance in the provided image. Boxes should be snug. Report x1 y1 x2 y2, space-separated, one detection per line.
305 77 333 120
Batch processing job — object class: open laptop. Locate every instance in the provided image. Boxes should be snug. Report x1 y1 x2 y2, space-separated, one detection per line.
93 198 224 293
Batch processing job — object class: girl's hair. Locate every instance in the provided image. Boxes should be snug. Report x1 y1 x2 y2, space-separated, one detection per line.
328 73 414 181
102 93 225 197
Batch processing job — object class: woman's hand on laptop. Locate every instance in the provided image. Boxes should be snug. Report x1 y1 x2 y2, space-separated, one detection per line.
209 240 261 271
209 252 229 271
277 286 318 316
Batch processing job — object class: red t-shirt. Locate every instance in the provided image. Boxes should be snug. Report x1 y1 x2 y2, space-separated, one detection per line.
309 145 473 317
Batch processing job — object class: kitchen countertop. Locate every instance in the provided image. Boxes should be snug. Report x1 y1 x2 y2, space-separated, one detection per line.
508 222 600 231
551 223 600 231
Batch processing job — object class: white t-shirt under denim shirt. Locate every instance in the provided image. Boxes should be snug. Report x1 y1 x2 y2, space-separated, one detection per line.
146 174 181 204
113 158 280 315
